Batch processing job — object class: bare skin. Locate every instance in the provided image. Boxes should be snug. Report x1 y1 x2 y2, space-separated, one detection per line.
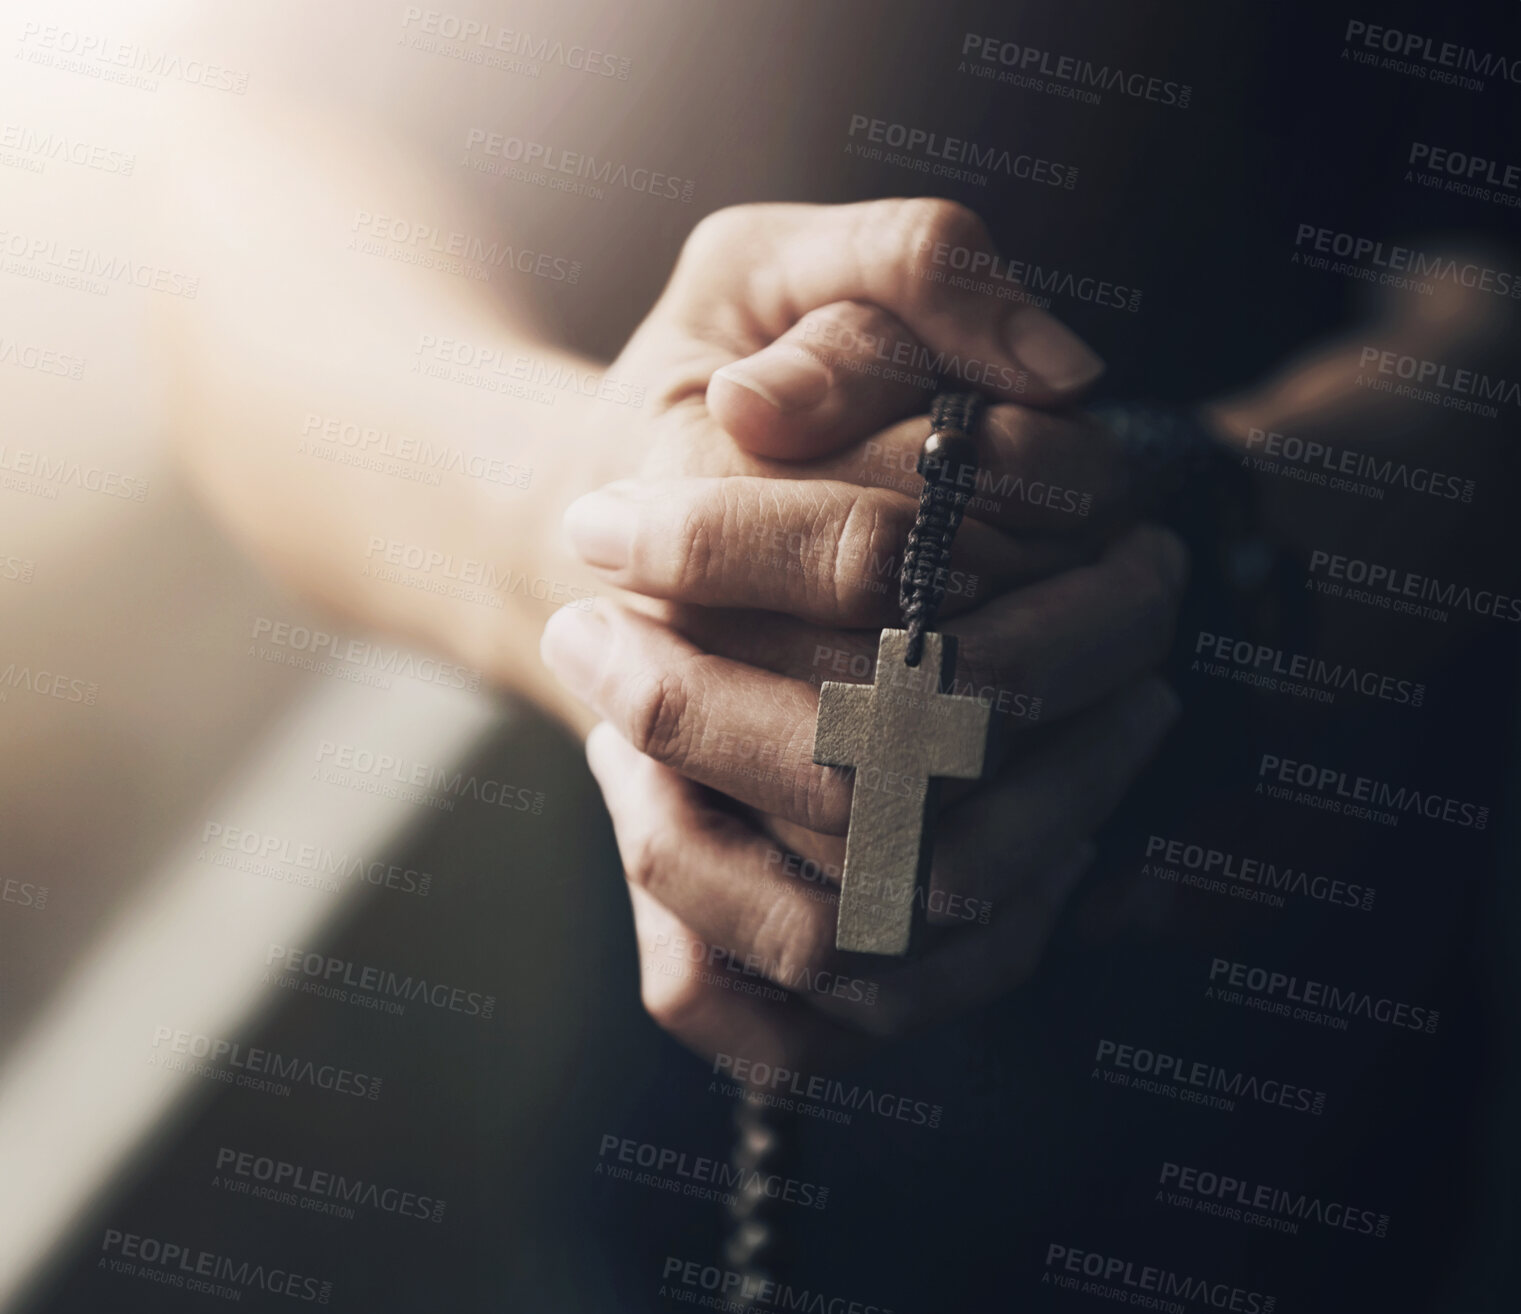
162 97 1516 1071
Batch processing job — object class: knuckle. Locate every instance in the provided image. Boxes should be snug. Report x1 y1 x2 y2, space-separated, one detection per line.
979 407 1040 465
775 719 842 832
749 893 834 987
987 406 1055 476
669 493 723 598
825 491 901 623
796 762 853 836
798 300 900 360
681 204 762 263
983 402 1035 448
639 970 705 1035
972 408 1039 515
623 666 693 766
824 299 890 334
891 197 988 266
621 811 667 895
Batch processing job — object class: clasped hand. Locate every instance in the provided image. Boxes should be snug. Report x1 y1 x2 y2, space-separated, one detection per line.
539 199 1186 1071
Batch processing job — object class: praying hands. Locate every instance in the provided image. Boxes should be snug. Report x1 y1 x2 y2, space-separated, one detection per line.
538 200 1188 1070
164 97 1502 1077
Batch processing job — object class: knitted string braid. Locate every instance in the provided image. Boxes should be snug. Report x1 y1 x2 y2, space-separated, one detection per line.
898 391 983 666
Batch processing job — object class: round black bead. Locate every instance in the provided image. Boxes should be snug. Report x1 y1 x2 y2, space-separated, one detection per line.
919 428 978 484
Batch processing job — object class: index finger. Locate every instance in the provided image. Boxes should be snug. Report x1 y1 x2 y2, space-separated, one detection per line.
667 198 1105 410
797 403 1128 534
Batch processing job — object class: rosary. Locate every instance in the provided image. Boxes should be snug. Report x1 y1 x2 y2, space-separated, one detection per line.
719 390 1256 1295
812 389 993 955
723 390 992 1296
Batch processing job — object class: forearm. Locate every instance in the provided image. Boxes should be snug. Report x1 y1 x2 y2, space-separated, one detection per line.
1196 297 1521 666
157 102 614 727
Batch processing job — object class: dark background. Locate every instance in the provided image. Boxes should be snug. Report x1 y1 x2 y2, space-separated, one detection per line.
18 1 1521 1310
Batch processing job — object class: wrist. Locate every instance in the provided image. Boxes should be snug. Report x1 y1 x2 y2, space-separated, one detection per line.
466 371 629 728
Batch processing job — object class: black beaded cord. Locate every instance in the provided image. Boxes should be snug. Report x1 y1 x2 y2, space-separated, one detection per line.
720 1094 798 1310
718 391 984 1300
898 390 983 666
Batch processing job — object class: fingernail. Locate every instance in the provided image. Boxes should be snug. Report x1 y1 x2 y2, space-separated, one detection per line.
1003 307 1105 392
540 606 610 702
713 346 831 413
564 487 637 570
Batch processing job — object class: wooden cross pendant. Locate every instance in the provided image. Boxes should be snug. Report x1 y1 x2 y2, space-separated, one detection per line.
813 628 991 955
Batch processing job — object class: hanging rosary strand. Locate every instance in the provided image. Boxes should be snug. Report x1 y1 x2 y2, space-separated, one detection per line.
814 389 992 955
725 389 994 1293
898 391 983 666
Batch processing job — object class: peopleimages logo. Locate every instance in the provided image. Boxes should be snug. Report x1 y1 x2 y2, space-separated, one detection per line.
917 238 1143 312
250 617 481 691
1293 223 1521 299
597 1134 828 1210
461 130 694 201
845 114 1077 188
1408 142 1520 194
1257 751 1488 831
0 661 97 705
711 1053 943 1128
1193 630 1424 709
1144 834 1375 912
413 334 646 407
1342 20 1521 86
1244 426 1473 502
1 878 49 910
316 738 549 811
1159 1162 1390 1239
214 1147 446 1223
0 122 135 174
0 444 148 500
1044 1243 1274 1312
0 226 199 297
959 34 1192 107
865 435 1087 523
399 8 632 79
798 314 1023 392
647 931 879 1005
1360 346 1521 413
660 1256 893 1313
0 334 86 379
149 1026 383 1099
1095 1036 1327 1117
300 412 532 491
201 821 433 896
348 211 581 283
1306 549 1521 625
16 23 252 94
99 1228 331 1302
1207 958 1440 1035
265 945 495 1020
